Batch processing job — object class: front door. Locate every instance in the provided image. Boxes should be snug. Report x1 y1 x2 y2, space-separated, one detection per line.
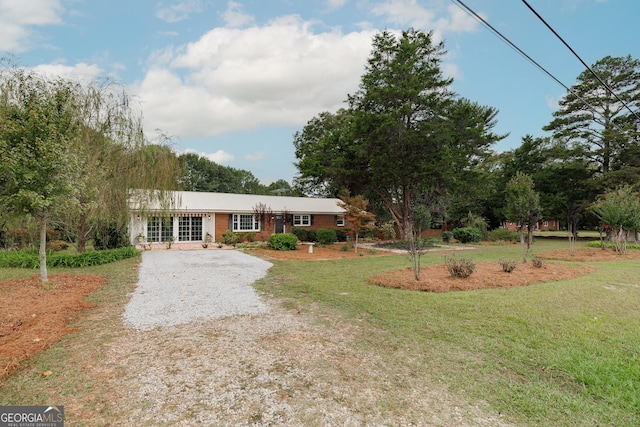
275 215 284 233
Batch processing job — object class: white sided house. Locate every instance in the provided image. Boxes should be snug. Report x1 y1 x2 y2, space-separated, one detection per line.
128 190 347 245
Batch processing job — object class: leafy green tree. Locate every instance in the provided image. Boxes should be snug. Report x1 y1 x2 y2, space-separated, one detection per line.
0 68 79 282
589 186 640 254
337 190 375 254
544 55 640 179
505 172 541 262
295 30 504 240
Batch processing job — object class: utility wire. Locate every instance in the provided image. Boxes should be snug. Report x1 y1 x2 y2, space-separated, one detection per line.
521 0 640 122
450 0 609 128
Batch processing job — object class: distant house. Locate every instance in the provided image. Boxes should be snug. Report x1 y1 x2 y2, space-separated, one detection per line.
503 219 561 232
128 190 347 245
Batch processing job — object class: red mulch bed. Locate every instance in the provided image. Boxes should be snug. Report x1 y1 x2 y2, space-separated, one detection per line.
0 274 107 379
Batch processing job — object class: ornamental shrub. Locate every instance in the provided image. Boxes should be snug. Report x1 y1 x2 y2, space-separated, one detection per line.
452 227 482 243
335 229 349 242
316 229 337 245
292 227 307 241
499 258 518 273
267 233 298 250
220 229 239 246
532 257 545 268
442 230 453 244
487 228 519 242
445 254 476 278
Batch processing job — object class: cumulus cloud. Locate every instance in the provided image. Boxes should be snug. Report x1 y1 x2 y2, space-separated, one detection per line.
244 151 266 162
156 0 203 23
0 0 64 52
220 1 255 28
134 16 376 138
31 62 104 83
326 0 349 10
183 148 234 164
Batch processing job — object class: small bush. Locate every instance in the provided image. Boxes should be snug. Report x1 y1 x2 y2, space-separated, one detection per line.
379 221 397 240
340 244 349 252
499 258 518 273
305 229 318 243
267 233 298 251
335 229 349 242
220 230 240 246
452 227 482 244
442 231 453 244
46 240 70 251
445 254 476 278
316 229 337 245
487 228 519 243
291 227 307 242
532 257 545 268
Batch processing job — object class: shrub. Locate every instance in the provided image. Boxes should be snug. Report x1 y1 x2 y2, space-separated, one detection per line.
306 229 318 243
46 240 69 251
292 227 307 242
0 247 139 269
340 244 349 252
532 257 545 268
335 229 349 242
499 258 518 273
267 233 298 251
452 227 482 243
220 229 240 246
316 229 337 245
442 230 453 244
445 254 476 278
94 222 129 250
487 228 519 243
379 221 397 240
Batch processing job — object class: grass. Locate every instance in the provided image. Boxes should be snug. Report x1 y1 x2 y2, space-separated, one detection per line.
0 256 141 424
255 239 640 426
1 240 638 425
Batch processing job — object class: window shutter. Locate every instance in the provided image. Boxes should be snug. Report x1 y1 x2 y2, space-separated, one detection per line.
334 215 337 226
228 214 233 230
310 215 314 226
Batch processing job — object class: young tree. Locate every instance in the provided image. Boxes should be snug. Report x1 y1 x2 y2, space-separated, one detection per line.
0 69 79 282
589 187 640 254
337 190 375 254
544 55 640 179
505 172 541 262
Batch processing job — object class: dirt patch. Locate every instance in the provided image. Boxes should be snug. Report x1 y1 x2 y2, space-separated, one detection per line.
539 247 640 262
368 261 594 292
248 243 401 260
0 274 107 378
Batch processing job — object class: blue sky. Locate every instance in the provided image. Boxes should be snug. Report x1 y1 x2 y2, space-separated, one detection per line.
1 0 638 184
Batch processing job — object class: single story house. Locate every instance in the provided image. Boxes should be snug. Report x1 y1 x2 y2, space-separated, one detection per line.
128 190 347 245
503 219 562 232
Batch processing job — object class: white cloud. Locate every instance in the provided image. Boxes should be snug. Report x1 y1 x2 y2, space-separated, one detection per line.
245 151 266 162
31 62 104 82
546 94 561 110
156 0 203 23
183 148 234 164
326 0 349 10
0 0 64 52
220 1 255 28
134 16 376 139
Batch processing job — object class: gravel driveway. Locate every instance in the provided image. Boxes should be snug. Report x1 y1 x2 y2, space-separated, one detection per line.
123 250 272 330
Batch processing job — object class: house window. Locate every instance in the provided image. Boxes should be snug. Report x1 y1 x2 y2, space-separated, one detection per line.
336 215 345 227
293 214 311 226
544 220 549 227
147 217 173 242
178 216 203 241
232 214 260 231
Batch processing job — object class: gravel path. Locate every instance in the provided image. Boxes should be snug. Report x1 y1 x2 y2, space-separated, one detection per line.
123 250 272 330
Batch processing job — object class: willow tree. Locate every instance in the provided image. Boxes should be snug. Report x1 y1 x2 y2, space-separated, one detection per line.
0 68 79 282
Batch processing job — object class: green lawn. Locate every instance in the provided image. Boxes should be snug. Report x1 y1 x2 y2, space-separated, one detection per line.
255 239 640 426
1 240 638 426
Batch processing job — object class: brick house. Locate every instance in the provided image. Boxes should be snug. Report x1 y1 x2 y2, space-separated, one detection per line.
128 190 347 245
503 219 562 232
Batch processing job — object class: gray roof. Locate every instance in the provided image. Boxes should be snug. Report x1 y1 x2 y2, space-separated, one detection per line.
129 190 346 215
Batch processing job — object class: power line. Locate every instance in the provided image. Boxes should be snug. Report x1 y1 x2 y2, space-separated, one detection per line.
521 0 640 122
450 0 609 128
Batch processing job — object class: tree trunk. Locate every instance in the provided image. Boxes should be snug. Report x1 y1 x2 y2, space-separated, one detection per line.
354 233 359 254
77 212 87 253
39 219 48 283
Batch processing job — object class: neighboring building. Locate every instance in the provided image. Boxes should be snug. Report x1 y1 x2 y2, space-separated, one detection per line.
503 219 562 232
128 190 347 245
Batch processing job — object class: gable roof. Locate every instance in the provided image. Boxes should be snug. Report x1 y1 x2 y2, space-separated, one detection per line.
129 190 346 215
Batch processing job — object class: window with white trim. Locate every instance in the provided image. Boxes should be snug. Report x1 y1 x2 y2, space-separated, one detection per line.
178 216 203 241
293 214 311 226
232 214 260 231
336 215 345 227
147 217 173 242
